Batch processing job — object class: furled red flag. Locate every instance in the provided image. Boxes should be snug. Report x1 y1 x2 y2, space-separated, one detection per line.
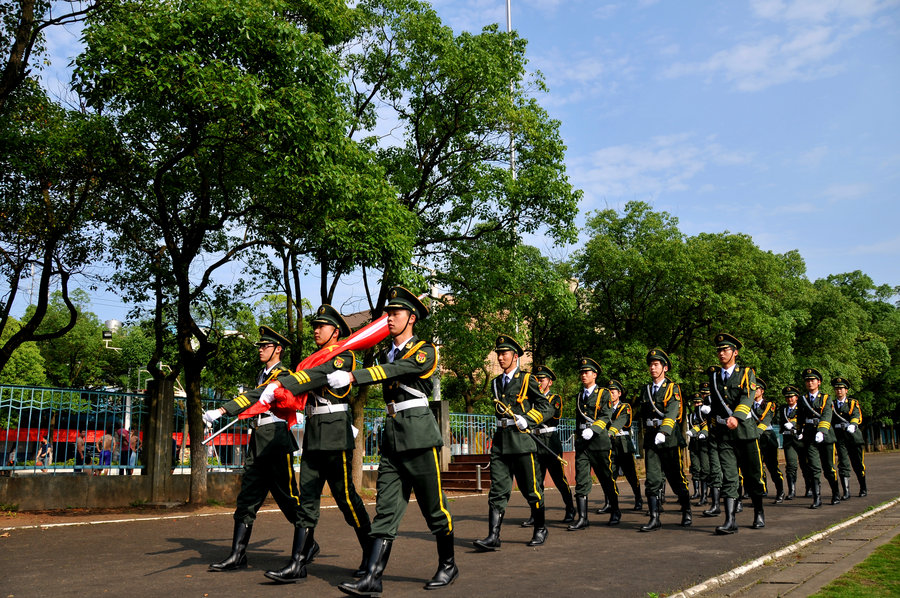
237 312 391 426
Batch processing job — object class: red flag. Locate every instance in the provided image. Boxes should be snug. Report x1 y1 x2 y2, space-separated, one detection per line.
237 312 392 425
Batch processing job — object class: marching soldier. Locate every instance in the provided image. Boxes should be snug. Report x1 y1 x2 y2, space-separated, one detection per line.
706 333 765 534
686 392 710 504
779 386 803 500
327 287 457 595
638 348 691 532
831 377 867 499
752 378 785 503
261 306 372 583
474 335 555 551
569 358 619 529
204 327 301 572
699 381 722 512
797 367 840 509
521 365 576 526
607 379 643 512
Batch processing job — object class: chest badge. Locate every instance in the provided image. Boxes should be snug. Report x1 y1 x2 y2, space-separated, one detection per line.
415 351 427 364
333 357 344 368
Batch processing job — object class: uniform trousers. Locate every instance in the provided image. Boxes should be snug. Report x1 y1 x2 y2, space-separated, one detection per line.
835 433 866 481
487 447 544 511
234 423 301 525
711 427 765 500
643 441 690 497
298 448 370 530
370 445 452 539
574 447 617 498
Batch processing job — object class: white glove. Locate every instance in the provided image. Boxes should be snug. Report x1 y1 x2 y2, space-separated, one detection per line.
203 409 221 425
783 422 794 431
686 429 694 438
581 428 594 440
515 415 528 430
698 433 707 440
654 432 666 445
815 431 824 443
259 383 278 405
847 424 856 434
797 433 804 441
327 370 352 388
700 405 711 415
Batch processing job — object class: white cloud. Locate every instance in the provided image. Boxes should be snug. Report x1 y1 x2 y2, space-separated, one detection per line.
665 0 896 91
822 183 871 202
849 235 900 256
796 145 829 168
570 133 753 205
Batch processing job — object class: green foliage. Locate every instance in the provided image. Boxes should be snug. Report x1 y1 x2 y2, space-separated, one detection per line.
0 317 46 386
810 533 900 598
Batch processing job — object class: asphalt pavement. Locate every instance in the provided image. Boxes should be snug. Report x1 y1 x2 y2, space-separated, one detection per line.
3 451 899 598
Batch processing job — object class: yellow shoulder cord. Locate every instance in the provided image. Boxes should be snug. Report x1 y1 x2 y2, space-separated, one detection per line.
419 345 439 379
516 373 531 405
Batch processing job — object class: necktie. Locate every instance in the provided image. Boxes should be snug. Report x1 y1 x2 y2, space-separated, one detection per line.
651 385 658 396
722 371 729 384
388 347 398 362
502 375 510 392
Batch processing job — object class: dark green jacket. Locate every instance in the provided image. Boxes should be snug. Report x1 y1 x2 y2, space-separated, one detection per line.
575 386 613 452
535 391 564 455
279 347 356 452
221 361 298 453
353 335 442 453
639 378 684 449
832 397 864 444
798 392 836 443
490 369 554 455
608 400 636 454
708 365 759 441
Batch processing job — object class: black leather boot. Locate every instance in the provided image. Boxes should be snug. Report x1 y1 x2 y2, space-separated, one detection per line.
774 476 785 503
567 495 590 531
702 487 721 517
858 477 867 497
562 491 577 523
527 504 548 546
810 478 822 509
520 515 534 528
841 476 851 501
607 493 621 526
424 533 458 590
595 496 611 515
473 508 503 551
679 493 692 527
696 481 708 506
786 474 796 500
715 498 738 535
690 480 701 499
829 479 841 505
735 498 743 513
353 527 372 577
265 526 312 583
209 521 252 572
751 495 765 529
640 495 661 532
632 493 644 511
339 538 391 597
804 480 812 498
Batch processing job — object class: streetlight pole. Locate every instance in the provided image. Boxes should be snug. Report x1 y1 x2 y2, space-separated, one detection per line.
506 0 516 182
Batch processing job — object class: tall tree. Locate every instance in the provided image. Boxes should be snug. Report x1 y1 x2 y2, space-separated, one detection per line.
73 0 393 503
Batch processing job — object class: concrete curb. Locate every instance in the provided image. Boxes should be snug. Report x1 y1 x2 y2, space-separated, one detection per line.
669 495 900 597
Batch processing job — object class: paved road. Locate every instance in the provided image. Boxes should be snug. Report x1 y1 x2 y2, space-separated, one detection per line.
3 452 899 598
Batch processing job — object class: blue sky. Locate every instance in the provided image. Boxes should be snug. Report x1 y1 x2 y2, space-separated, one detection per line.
432 0 900 285
21 0 900 323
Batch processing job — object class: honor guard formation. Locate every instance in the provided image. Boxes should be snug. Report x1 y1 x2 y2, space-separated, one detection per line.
203 307 870 596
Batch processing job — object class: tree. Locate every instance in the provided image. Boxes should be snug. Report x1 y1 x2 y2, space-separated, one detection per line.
73 0 394 503
0 317 45 386
0 80 121 379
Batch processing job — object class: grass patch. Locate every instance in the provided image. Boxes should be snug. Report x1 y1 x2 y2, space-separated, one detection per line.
809 534 900 598
0 502 19 515
129 499 148 507
206 498 225 507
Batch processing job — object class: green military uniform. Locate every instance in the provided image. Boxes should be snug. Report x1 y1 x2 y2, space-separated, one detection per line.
707 333 765 533
831 377 867 499
474 335 554 550
751 379 784 503
779 386 803 500
262 305 372 583
208 326 300 573
607 380 643 511
570 358 620 528
639 348 691 531
339 287 456 597
529 365 575 524
699 381 723 512
686 393 710 502
798 368 840 508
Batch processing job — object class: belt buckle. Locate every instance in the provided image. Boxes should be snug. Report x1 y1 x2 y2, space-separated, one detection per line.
386 402 397 417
